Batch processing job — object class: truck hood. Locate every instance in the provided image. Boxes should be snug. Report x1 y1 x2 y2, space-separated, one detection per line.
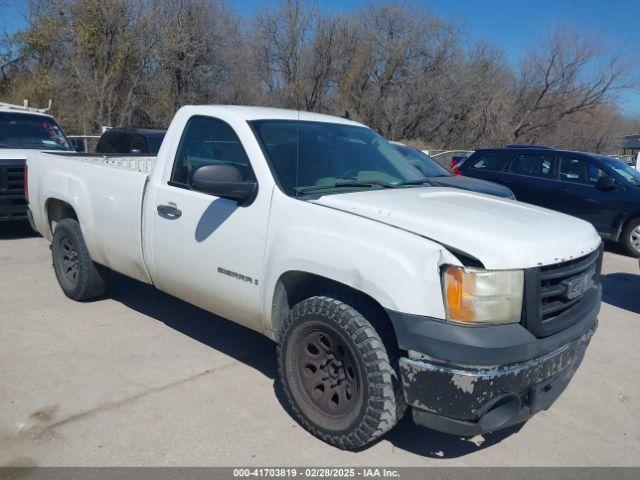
310 187 601 269
425 175 514 199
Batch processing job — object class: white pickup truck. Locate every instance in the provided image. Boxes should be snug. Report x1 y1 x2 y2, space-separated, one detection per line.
26 106 602 449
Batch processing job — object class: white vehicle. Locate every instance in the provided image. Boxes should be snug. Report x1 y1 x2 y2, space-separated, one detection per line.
26 106 602 449
0 101 75 221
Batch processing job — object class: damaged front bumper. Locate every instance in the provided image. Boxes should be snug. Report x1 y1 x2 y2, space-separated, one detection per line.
399 323 596 437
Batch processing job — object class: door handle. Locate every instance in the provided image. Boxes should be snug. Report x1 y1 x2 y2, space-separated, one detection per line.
157 202 182 219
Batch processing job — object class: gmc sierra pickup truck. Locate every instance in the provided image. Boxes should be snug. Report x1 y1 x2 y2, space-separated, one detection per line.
26 106 602 449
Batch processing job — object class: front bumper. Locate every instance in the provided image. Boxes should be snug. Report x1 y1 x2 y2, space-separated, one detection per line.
399 322 596 436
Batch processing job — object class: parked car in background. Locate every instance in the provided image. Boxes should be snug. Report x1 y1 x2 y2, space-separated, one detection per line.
27 106 601 449
0 101 74 222
96 128 165 155
457 146 640 256
450 156 463 171
393 143 515 198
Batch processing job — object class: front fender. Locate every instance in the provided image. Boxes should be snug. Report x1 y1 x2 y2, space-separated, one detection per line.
260 192 461 337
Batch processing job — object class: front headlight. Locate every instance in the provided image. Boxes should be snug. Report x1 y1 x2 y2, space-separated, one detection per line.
442 266 524 325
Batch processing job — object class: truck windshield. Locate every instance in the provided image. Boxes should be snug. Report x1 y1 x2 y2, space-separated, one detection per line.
250 119 427 196
0 112 73 150
395 145 451 177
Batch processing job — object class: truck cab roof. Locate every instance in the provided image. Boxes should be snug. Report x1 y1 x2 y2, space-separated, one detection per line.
178 105 365 126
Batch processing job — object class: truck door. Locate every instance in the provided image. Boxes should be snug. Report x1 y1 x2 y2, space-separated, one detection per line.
554 155 621 236
147 115 270 331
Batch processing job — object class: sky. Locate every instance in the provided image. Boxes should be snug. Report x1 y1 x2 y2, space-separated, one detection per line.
1 0 639 114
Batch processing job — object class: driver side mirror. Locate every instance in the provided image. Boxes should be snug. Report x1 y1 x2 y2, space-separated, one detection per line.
596 176 618 191
188 164 258 206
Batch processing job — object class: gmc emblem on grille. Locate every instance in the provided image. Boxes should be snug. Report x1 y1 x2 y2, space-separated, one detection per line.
564 269 594 300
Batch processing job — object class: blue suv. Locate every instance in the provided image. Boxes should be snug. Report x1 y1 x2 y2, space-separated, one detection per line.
457 146 640 256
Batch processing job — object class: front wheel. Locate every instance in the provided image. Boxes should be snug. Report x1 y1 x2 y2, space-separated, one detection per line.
277 295 404 450
621 218 640 257
52 218 109 301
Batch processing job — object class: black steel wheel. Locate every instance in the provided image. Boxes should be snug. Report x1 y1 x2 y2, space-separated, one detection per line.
295 324 363 420
58 236 80 286
277 295 404 450
52 218 108 301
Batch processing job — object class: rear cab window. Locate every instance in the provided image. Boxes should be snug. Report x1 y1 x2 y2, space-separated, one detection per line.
95 134 112 153
130 136 148 153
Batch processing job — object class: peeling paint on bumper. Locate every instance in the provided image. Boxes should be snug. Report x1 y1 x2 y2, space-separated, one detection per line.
400 324 596 436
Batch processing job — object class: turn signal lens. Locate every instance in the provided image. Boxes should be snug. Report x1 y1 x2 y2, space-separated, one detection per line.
443 266 523 325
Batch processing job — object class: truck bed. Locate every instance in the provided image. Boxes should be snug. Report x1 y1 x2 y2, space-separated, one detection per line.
44 152 156 174
27 152 156 284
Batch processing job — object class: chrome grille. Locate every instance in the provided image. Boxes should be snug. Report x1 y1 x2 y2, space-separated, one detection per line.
539 249 600 322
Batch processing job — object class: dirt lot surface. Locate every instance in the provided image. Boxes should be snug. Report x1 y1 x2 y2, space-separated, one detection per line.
1 223 638 466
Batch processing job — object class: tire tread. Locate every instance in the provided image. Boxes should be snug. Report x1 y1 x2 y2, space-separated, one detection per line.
52 218 108 301
277 295 405 450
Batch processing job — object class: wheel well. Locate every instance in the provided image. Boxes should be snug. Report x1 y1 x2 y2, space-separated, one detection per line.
46 198 78 234
271 271 396 345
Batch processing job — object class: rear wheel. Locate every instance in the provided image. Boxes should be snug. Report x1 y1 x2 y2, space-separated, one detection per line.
621 218 640 257
52 218 108 301
277 295 404 450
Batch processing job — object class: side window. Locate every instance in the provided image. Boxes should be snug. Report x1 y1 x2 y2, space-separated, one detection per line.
559 157 609 185
170 116 256 187
587 163 611 184
509 153 555 178
470 154 510 172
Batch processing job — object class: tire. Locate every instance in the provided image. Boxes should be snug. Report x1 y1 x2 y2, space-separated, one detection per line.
51 218 108 301
277 295 405 450
621 217 640 257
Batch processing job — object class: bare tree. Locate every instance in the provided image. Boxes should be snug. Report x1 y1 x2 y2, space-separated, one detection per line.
511 27 635 143
148 0 252 124
252 0 318 108
2 0 638 154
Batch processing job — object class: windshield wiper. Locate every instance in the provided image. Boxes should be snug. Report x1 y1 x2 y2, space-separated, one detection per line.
297 180 395 194
395 179 434 186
